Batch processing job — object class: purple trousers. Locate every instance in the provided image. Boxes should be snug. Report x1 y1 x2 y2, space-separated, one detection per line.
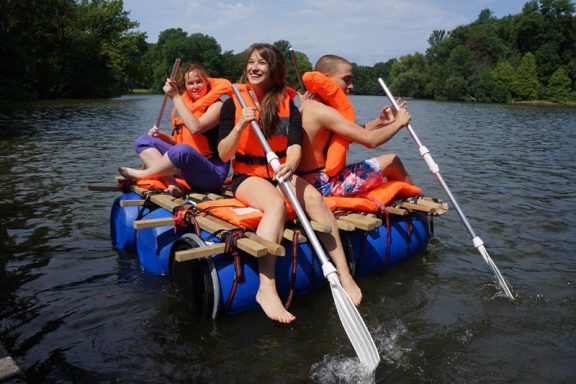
134 134 229 192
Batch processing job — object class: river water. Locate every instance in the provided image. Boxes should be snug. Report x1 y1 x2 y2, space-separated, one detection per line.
1 95 575 383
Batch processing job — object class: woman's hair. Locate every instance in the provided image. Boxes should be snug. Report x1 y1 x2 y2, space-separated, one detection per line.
242 43 286 136
178 63 211 92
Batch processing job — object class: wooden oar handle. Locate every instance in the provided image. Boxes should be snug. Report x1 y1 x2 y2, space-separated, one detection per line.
155 58 182 128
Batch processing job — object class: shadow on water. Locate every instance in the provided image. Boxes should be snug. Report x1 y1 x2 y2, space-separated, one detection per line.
1 96 575 383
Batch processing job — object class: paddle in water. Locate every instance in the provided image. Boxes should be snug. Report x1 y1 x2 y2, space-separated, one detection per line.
232 84 381 371
378 78 514 300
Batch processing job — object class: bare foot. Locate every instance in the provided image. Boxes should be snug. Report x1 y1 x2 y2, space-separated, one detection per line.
339 273 362 306
118 166 144 179
164 184 184 198
256 288 296 324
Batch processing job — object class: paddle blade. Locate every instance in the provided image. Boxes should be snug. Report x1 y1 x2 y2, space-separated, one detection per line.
327 273 380 371
475 242 514 299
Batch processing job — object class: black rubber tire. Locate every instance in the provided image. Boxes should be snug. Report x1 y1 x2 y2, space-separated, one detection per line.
169 234 217 318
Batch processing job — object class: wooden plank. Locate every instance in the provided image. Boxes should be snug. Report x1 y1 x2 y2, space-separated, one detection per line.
244 232 286 257
236 238 267 257
174 243 226 262
119 200 145 207
194 214 233 232
417 197 449 212
400 202 435 213
88 183 121 192
283 228 307 243
134 217 174 229
336 219 355 231
384 206 408 216
346 213 382 227
338 215 377 231
195 215 285 257
132 214 269 257
206 193 226 200
190 198 306 244
310 221 332 233
127 184 290 255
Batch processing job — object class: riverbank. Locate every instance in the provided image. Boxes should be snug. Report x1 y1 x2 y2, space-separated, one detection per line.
129 88 155 95
511 99 576 107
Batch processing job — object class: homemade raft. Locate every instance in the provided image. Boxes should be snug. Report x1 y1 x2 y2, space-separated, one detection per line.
92 178 446 318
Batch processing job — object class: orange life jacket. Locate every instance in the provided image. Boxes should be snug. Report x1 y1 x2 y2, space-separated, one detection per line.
357 181 421 206
302 71 355 177
135 177 191 192
323 181 422 212
322 196 381 213
195 195 337 227
171 78 232 158
231 84 296 178
195 197 298 227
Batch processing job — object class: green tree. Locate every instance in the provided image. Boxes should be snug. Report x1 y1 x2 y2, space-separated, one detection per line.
513 52 540 100
220 50 245 82
144 29 224 91
491 60 515 102
444 75 468 100
0 0 144 100
287 50 312 91
546 67 573 101
389 53 430 98
272 40 312 91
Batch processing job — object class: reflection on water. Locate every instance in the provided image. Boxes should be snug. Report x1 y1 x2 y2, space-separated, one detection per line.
1 96 575 383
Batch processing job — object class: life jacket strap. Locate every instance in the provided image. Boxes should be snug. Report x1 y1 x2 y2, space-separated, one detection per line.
235 150 286 166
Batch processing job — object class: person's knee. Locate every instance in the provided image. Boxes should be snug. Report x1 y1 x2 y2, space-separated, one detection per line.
306 189 326 211
267 194 287 215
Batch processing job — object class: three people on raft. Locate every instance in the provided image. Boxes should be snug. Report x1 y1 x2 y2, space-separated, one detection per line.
119 43 414 324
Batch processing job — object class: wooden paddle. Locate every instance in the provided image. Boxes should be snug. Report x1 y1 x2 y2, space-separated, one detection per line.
288 48 306 93
378 78 514 300
232 84 380 371
153 58 181 131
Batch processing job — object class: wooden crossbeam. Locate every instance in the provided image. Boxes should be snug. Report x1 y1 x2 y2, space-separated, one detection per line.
119 200 145 207
174 243 226 262
417 197 449 212
88 183 122 192
384 206 408 216
336 220 355 231
337 214 379 231
399 202 435 213
186 191 332 239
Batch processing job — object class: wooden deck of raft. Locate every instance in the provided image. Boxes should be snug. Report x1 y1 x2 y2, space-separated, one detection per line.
89 178 447 263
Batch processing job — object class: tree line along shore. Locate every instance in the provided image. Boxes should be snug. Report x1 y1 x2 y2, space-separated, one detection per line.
1 0 574 104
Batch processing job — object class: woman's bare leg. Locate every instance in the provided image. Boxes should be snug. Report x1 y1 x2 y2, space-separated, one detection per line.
236 177 296 323
118 153 182 196
291 176 362 305
138 147 163 169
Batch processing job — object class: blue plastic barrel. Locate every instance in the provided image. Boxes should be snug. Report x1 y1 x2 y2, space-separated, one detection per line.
110 192 153 250
136 207 188 275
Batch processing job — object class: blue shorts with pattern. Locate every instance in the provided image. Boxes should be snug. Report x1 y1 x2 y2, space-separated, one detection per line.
312 158 384 197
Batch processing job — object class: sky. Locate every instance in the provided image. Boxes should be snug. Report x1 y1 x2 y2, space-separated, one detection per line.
122 0 528 66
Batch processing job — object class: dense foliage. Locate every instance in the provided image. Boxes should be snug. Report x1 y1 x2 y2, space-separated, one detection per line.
0 0 149 99
382 0 576 102
1 0 574 102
